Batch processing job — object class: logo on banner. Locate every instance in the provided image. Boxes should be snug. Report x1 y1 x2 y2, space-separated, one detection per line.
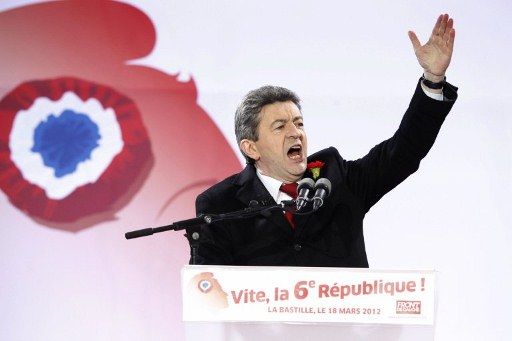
396 300 421 314
0 77 153 230
198 279 213 293
188 272 228 310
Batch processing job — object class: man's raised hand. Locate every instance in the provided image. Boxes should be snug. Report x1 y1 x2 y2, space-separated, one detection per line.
408 14 455 82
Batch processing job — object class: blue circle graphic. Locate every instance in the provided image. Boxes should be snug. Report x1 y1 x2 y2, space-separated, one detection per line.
31 109 101 177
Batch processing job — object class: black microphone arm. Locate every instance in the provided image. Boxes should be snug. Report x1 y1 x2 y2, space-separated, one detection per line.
125 199 297 240
125 215 209 239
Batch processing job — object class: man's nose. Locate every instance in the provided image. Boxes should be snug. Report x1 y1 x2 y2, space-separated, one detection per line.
287 123 302 139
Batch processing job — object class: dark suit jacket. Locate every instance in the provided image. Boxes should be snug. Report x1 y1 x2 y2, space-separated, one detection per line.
189 79 458 267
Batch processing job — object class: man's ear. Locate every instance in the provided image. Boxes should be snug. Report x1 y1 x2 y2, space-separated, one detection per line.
239 139 260 161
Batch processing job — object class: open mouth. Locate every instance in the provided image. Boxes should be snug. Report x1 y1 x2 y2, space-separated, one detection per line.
287 144 302 160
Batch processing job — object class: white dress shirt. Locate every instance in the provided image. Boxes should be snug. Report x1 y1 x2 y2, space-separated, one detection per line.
256 169 294 204
422 84 444 101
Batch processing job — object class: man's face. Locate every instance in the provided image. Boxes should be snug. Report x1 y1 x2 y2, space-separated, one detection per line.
244 100 308 182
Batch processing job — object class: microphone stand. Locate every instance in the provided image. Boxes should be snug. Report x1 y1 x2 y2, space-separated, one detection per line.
125 200 298 239
125 200 311 264
125 198 321 264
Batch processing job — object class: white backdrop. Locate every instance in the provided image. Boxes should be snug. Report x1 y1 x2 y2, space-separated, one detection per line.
1 1 511 340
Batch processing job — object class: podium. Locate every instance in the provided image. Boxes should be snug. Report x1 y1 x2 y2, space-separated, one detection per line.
182 265 436 341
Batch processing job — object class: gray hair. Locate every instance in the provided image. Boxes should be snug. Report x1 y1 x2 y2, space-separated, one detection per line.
234 85 301 164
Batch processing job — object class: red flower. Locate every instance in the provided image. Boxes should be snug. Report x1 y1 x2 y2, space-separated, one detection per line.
307 161 325 180
307 161 325 170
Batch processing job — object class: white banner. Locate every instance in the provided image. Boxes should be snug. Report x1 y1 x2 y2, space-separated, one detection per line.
182 266 435 325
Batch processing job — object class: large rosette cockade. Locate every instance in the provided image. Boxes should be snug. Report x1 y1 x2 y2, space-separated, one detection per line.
0 77 152 227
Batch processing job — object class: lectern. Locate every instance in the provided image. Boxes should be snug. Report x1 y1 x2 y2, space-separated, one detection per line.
182 266 436 341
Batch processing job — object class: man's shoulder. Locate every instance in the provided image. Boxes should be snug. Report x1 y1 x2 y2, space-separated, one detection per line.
197 164 253 203
307 146 353 182
198 172 240 200
308 146 345 165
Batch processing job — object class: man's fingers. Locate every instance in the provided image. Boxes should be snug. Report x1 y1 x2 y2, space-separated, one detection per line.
446 17 454 30
438 14 448 36
442 18 454 42
431 14 443 36
408 31 421 51
447 28 456 49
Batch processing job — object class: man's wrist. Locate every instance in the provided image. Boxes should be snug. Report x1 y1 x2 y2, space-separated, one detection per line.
423 70 445 83
421 71 446 94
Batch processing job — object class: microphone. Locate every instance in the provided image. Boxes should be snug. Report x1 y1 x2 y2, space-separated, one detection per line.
312 178 332 211
296 178 315 211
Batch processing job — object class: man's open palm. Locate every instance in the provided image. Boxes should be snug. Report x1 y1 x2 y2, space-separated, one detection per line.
408 14 456 77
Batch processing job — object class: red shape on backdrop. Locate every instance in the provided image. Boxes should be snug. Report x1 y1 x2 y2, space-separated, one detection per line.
0 1 241 231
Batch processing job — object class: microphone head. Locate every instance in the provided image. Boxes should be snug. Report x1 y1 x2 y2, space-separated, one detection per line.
297 177 315 191
314 178 332 197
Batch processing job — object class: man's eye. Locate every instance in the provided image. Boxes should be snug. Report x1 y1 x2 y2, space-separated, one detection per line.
275 125 284 130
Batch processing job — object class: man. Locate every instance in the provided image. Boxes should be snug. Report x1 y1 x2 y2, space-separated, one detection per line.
188 14 457 267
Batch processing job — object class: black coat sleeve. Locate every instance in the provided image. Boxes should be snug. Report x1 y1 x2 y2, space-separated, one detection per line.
344 79 458 213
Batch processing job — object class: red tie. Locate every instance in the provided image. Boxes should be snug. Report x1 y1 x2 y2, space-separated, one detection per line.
280 182 298 228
